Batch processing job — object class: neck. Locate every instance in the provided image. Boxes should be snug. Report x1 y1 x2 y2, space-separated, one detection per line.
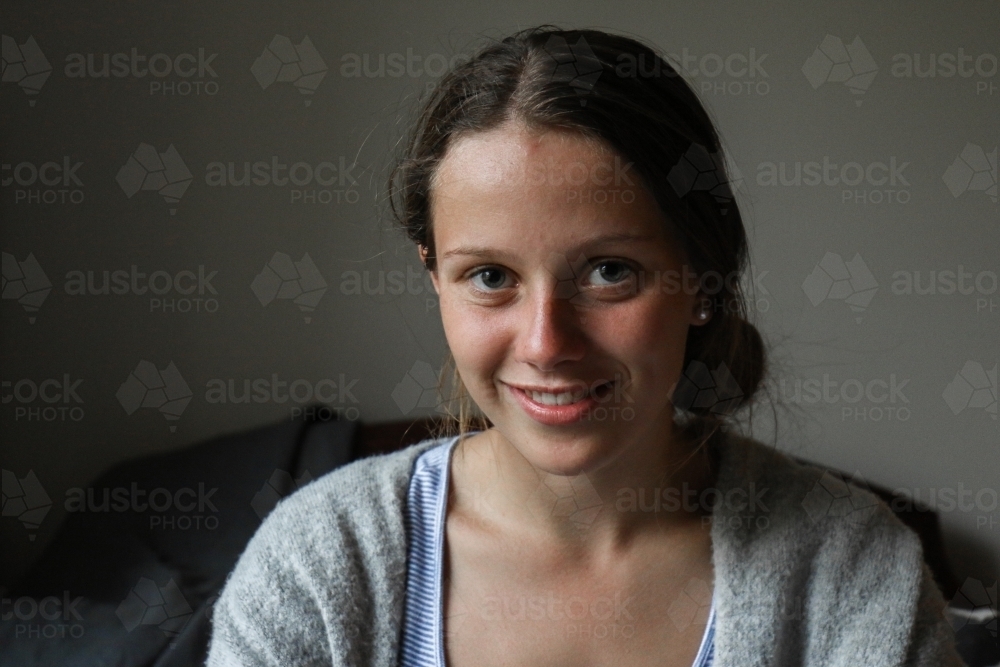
451 414 718 561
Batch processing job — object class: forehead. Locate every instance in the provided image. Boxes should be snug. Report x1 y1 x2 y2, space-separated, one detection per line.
430 121 670 251
433 122 611 189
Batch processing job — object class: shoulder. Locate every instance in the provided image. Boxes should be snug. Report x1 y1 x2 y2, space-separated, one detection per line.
235 435 454 575
713 433 922 558
207 436 454 666
718 436 919 545
267 435 449 527
710 433 934 644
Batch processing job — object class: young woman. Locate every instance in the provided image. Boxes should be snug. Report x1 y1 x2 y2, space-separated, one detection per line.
207 27 962 666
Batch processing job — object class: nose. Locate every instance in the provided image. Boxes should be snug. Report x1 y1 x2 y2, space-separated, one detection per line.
514 282 588 372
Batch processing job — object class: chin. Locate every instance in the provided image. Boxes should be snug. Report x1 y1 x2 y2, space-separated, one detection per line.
502 421 619 476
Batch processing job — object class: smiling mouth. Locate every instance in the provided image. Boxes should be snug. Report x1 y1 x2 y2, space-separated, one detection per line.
509 381 614 405
527 387 588 405
504 380 616 426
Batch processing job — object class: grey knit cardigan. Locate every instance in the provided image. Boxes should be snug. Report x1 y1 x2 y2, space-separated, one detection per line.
206 434 962 666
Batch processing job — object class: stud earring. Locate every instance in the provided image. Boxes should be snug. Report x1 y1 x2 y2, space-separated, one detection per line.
697 309 709 320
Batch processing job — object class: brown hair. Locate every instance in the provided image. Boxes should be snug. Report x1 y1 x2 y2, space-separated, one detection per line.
389 26 766 440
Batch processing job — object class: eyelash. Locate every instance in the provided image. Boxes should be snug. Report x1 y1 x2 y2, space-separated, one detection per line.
587 259 636 287
466 259 638 294
468 266 512 293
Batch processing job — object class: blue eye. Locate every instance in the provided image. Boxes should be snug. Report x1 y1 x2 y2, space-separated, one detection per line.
470 267 510 291
588 260 633 286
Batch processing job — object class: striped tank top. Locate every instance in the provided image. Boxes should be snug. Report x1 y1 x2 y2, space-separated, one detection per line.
399 436 716 666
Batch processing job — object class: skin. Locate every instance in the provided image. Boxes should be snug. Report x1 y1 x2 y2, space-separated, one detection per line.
425 120 717 666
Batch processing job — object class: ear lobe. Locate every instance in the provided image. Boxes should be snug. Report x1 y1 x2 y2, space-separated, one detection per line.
690 295 712 326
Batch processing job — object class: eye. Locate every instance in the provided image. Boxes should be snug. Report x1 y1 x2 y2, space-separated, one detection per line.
469 266 511 291
587 260 634 287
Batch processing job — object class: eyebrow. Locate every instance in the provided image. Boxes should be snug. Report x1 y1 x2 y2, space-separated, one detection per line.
439 232 660 260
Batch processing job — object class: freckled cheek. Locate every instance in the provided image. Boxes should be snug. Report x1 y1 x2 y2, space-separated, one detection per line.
439 294 509 393
592 299 691 376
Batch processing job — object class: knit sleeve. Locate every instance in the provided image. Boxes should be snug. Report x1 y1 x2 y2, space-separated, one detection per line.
799 488 967 666
205 501 337 667
204 446 421 667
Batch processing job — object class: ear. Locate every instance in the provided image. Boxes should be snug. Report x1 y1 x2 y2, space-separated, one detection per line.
689 294 712 326
418 245 440 294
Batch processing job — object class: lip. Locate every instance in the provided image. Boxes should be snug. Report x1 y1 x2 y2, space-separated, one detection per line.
503 380 610 426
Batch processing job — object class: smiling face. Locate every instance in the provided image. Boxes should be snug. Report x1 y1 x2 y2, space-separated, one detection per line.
428 121 709 476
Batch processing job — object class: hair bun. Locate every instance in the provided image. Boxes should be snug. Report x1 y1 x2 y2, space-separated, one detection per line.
676 314 766 417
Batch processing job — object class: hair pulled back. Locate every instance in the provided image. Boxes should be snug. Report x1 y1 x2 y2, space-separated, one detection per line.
389 26 766 434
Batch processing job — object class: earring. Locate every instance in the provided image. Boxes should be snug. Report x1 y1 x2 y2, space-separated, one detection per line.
697 309 709 321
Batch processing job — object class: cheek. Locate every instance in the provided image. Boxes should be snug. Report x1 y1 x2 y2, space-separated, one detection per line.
438 293 508 387
592 295 692 373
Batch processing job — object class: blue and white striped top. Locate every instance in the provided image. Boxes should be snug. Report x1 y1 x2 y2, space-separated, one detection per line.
399 436 716 666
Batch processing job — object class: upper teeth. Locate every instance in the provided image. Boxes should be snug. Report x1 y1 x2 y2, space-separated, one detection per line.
529 389 587 405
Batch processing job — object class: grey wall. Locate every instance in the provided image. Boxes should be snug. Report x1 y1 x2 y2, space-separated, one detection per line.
2 0 997 598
